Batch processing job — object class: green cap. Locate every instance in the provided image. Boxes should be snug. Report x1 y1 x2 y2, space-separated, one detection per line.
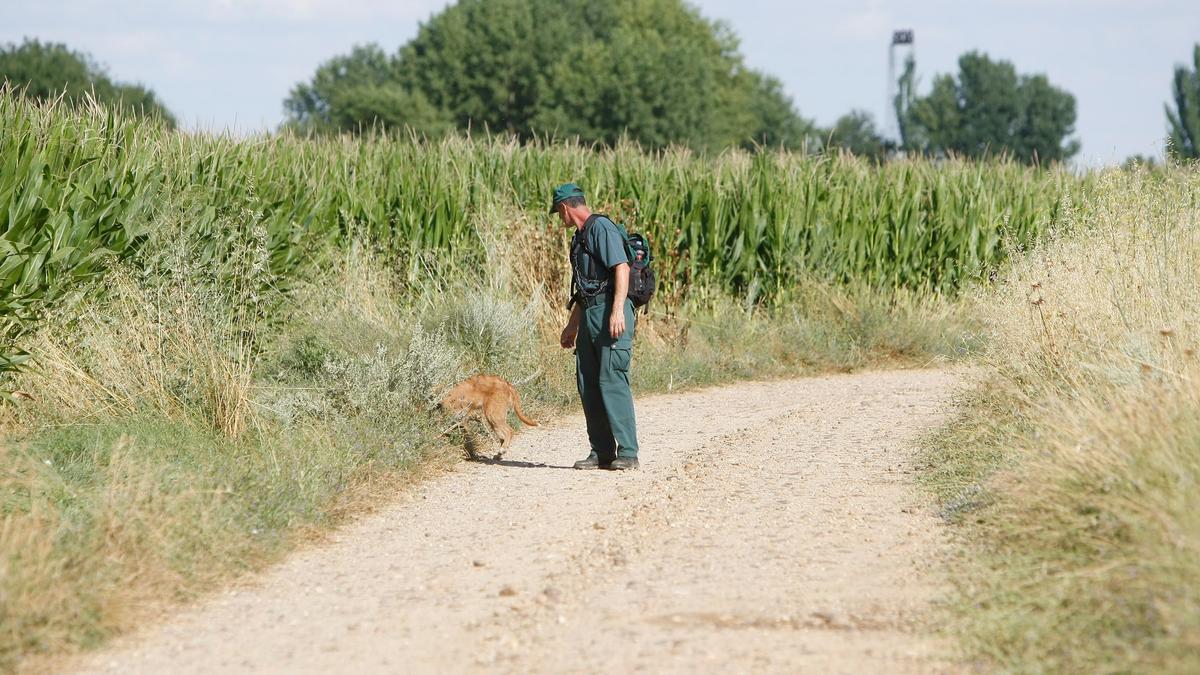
549 182 585 214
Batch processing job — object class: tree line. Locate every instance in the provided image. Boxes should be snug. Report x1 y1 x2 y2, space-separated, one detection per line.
283 0 816 154
3 0 1199 164
0 39 175 127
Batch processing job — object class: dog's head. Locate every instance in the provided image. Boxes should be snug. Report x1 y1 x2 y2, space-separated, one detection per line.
438 391 466 413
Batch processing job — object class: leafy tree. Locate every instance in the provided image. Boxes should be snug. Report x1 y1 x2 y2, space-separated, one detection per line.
902 52 1078 164
823 110 890 161
1016 73 1080 162
0 38 175 126
285 0 813 151
1166 43 1200 160
283 44 451 136
740 71 819 151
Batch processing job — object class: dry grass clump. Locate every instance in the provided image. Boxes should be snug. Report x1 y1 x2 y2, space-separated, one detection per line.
927 165 1200 672
14 271 256 436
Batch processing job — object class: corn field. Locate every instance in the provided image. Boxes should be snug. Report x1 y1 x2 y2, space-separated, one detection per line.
0 89 1083 376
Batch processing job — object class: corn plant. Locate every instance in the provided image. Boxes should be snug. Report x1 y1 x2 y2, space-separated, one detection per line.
0 88 1086 377
1 92 162 379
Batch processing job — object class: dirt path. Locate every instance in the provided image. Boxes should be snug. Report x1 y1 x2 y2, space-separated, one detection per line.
73 369 960 674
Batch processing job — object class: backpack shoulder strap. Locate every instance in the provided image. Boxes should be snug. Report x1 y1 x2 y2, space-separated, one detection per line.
569 215 608 306
576 214 611 268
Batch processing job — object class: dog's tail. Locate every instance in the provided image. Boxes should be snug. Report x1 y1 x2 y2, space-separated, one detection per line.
509 385 539 427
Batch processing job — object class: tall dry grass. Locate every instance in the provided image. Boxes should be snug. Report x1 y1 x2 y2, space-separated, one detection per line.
11 207 273 439
925 165 1200 672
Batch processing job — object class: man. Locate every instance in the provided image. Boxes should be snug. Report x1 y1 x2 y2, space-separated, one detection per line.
552 183 640 471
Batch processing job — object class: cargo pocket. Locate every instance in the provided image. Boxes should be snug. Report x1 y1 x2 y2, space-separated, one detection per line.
611 347 631 373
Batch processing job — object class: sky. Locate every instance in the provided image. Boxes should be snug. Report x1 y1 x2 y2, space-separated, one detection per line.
5 0 1199 166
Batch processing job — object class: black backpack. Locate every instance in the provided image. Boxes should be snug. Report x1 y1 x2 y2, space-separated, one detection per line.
571 214 656 310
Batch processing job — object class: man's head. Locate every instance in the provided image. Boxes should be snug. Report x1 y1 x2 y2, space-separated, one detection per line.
550 183 591 228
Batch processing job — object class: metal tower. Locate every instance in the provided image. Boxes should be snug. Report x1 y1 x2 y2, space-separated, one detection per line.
887 29 914 144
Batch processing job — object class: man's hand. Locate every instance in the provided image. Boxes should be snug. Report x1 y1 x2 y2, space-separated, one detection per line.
561 303 582 349
609 262 630 339
560 323 578 349
608 309 626 340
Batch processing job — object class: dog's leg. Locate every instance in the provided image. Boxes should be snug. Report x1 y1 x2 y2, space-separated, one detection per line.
483 402 514 459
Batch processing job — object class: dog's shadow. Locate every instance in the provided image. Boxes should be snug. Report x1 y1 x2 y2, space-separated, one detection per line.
472 456 574 470
461 432 572 470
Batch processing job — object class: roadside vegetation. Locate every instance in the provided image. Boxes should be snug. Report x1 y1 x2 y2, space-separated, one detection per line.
0 91 998 670
922 165 1200 672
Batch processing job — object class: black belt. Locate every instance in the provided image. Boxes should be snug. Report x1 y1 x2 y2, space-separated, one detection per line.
579 292 613 308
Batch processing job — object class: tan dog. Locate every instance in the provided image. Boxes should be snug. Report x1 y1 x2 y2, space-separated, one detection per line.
440 375 538 458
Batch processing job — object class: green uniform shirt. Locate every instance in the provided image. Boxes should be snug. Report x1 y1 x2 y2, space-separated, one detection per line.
571 215 628 295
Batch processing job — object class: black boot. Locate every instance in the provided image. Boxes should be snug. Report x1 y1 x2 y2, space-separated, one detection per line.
608 457 640 471
573 452 612 470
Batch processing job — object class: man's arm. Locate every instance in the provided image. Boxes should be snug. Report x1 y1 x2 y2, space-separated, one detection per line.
560 302 582 348
608 262 630 339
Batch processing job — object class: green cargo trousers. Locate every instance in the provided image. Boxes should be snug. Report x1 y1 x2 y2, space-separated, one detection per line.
576 296 639 462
